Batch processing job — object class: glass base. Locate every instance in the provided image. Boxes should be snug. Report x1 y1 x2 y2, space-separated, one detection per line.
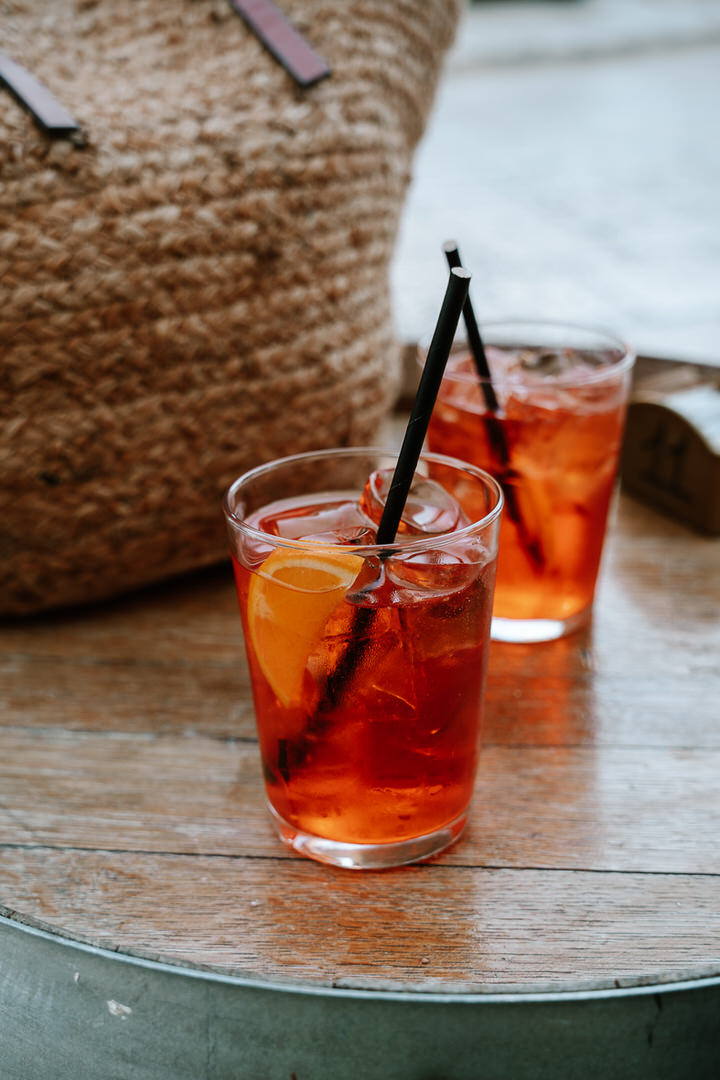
268 804 468 870
491 606 591 643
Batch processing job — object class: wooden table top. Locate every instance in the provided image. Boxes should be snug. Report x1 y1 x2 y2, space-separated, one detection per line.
1 480 719 998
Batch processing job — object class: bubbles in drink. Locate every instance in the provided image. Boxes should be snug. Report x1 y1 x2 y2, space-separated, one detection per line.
359 469 469 537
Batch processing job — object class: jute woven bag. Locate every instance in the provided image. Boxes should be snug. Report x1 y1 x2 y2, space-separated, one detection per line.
0 0 460 614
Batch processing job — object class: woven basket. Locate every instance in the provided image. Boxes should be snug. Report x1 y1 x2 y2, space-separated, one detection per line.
0 0 460 614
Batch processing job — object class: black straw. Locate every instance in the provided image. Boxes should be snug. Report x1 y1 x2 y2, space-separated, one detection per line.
317 265 471 714
375 266 471 545
442 241 545 573
443 240 499 412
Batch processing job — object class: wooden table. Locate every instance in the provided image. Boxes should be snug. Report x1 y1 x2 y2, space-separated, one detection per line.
1 423 719 1077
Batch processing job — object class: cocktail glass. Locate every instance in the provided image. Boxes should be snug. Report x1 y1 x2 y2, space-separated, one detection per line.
223 447 502 869
424 320 635 643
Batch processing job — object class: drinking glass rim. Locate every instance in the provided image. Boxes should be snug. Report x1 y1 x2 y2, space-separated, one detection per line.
223 445 504 556
419 316 636 388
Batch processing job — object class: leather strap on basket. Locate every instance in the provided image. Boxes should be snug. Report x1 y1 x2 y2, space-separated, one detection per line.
228 0 330 86
0 49 85 143
1 0 326 144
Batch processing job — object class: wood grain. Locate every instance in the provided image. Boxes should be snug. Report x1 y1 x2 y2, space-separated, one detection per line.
1 851 718 993
1 729 718 874
0 491 719 994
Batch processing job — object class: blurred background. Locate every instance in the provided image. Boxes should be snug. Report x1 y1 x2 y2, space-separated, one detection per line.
392 0 720 366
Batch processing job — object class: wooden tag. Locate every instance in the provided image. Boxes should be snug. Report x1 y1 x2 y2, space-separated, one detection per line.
621 359 720 536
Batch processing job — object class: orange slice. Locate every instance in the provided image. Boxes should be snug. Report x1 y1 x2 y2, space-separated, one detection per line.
247 548 364 706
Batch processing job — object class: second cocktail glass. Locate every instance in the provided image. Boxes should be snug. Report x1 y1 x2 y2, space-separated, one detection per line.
425 320 635 642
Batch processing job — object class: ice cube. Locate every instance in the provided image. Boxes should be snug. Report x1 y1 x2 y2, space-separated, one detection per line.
510 345 618 379
301 527 376 545
520 348 573 376
359 470 468 537
257 496 372 543
386 543 487 597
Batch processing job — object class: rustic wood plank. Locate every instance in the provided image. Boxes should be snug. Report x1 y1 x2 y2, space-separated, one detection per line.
0 637 714 747
0 474 718 1000
1 636 715 747
1 728 718 874
0 564 242 666
1 850 718 993
1 497 717 746
0 650 256 738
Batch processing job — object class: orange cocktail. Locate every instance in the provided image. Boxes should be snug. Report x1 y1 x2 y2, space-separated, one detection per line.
224 448 502 869
426 320 634 642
